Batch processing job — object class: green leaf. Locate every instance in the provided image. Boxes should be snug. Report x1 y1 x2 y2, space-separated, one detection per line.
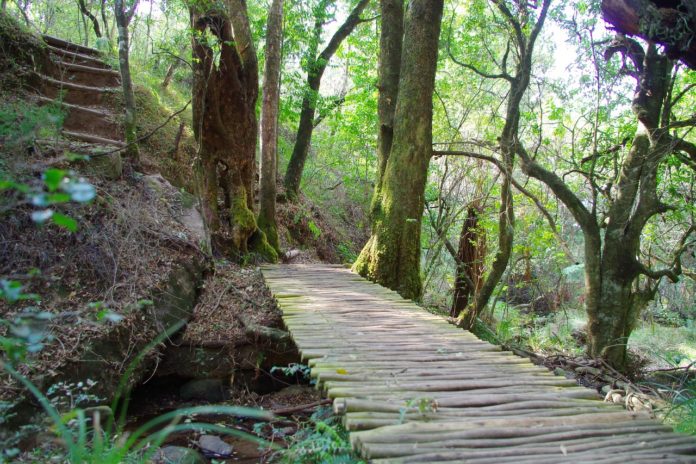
51 213 78 232
43 169 65 192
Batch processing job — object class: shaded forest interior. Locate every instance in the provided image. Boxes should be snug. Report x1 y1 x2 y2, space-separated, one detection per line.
0 0 696 462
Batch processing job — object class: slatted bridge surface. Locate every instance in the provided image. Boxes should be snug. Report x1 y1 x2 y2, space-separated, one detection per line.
261 264 696 463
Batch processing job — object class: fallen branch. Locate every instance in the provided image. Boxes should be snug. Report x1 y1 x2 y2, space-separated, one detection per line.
271 398 332 416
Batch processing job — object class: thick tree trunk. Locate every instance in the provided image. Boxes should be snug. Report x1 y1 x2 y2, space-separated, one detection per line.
258 0 283 253
190 1 276 261
452 204 485 319
353 0 444 301
114 0 139 162
601 0 696 69
283 0 370 200
375 0 403 189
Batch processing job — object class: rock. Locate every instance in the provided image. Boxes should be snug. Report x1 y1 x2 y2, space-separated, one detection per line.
151 446 206 464
151 256 207 330
553 367 567 377
179 378 227 402
574 365 602 376
77 151 122 179
198 435 234 458
142 174 206 246
283 249 302 262
600 384 612 395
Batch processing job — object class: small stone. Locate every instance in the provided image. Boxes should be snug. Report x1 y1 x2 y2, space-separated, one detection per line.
179 378 226 401
198 434 233 457
611 392 624 404
152 446 206 464
600 384 612 395
553 367 567 377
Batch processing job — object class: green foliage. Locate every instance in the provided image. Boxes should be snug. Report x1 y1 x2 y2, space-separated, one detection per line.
271 362 311 380
0 101 64 149
663 379 696 435
337 243 357 264
275 406 363 464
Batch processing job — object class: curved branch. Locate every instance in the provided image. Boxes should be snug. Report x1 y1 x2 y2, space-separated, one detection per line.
433 149 576 260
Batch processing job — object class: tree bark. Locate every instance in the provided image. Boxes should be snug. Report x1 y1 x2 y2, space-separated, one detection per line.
375 0 403 189
114 0 139 162
190 0 276 261
77 0 102 38
258 0 283 254
161 59 179 88
283 0 370 200
601 0 696 69
353 0 444 301
452 204 486 319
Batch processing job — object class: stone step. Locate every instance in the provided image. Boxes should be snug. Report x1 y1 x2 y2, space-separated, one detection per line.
39 74 119 106
47 45 110 69
42 34 101 57
54 61 121 87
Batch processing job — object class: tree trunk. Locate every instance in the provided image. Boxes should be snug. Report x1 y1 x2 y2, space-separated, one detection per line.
258 0 283 253
519 42 677 370
77 0 102 38
114 0 139 162
161 60 179 88
353 0 444 301
283 0 370 200
452 204 485 319
190 0 276 261
375 0 403 189
101 0 111 43
601 0 696 69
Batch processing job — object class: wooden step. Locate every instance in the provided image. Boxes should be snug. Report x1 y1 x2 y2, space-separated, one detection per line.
62 130 125 147
54 62 121 87
47 45 110 69
39 74 118 106
36 96 121 140
42 35 101 57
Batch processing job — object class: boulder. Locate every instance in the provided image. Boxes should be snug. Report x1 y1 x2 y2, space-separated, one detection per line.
198 435 233 458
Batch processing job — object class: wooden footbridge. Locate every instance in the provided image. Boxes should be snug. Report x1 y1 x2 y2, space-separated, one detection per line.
261 264 696 463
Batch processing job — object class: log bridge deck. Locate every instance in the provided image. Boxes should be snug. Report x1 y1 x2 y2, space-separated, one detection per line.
261 264 696 463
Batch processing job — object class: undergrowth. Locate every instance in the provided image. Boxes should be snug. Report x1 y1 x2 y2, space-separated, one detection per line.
273 406 364 464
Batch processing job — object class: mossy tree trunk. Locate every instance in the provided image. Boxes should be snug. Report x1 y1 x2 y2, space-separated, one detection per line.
258 0 283 254
190 0 276 262
353 0 443 301
283 0 370 201
114 0 139 162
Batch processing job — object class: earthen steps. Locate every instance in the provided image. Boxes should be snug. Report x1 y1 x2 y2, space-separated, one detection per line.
53 61 120 87
35 96 120 140
42 35 101 57
39 74 118 106
47 45 110 69
37 35 127 169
